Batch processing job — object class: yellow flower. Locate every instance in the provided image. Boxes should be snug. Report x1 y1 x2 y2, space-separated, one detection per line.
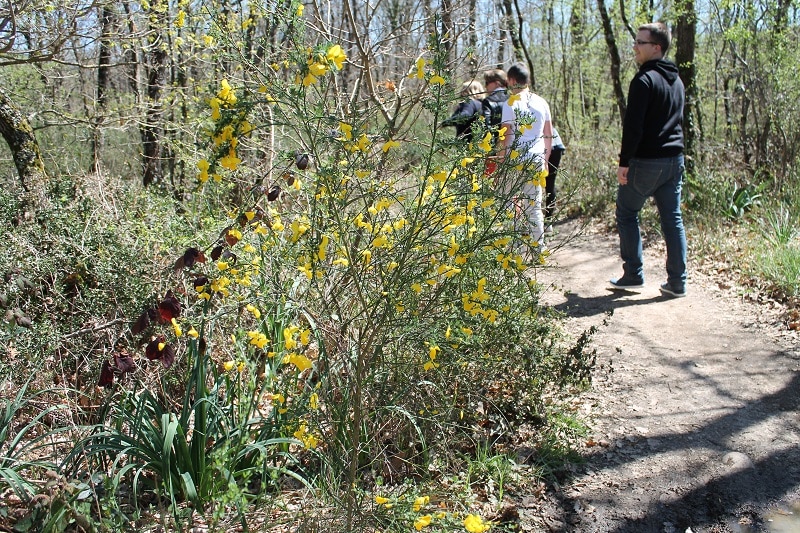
287 353 312 372
534 168 549 186
448 235 459 257
463 513 490 532
498 126 507 141
356 133 371 151
375 495 389 505
175 10 186 28
339 122 353 141
429 74 446 85
308 61 329 77
220 149 241 171
298 262 313 280
317 235 329 261
296 4 304 16
203 35 214 47
271 393 285 405
223 360 235 372
361 249 372 265
412 57 426 79
239 120 254 137
187 326 199 339
247 330 269 349
293 424 318 449
217 79 237 105
283 325 300 349
414 515 432 530
507 93 520 105
478 132 493 152
171 318 182 337
309 392 319 409
413 495 430 512
302 73 318 86
382 139 400 153
290 218 310 242
326 44 347 69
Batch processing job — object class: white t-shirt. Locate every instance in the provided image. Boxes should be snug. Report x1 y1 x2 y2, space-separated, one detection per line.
501 90 551 159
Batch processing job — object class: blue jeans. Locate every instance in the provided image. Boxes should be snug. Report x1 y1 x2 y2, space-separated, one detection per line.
616 155 687 289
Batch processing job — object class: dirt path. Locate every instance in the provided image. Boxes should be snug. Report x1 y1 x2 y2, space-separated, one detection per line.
526 220 800 533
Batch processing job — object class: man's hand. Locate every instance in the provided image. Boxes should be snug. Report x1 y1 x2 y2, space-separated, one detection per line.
617 166 629 185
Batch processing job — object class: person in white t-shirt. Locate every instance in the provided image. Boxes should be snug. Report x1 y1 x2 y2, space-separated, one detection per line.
499 62 553 247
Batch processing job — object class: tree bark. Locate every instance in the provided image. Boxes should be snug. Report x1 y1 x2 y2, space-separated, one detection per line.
597 0 626 122
441 0 454 66
141 0 168 187
0 87 48 206
91 4 114 174
512 0 536 89
618 0 635 38
674 1 697 176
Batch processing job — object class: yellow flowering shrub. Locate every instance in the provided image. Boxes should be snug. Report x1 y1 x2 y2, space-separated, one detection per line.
98 6 573 529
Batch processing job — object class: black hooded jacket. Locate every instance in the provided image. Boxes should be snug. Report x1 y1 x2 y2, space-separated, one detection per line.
618 59 684 167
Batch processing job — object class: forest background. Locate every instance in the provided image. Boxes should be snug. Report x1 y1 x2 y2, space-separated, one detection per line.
0 0 798 531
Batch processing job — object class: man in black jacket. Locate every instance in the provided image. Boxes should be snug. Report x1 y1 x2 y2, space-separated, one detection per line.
481 69 508 140
610 22 688 298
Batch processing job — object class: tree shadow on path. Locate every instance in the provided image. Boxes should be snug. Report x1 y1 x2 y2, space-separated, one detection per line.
566 371 800 532
546 299 800 531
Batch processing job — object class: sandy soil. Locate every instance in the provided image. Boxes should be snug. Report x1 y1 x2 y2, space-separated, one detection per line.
521 219 800 533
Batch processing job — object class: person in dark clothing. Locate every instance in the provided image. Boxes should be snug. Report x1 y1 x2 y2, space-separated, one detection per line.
442 80 485 139
480 69 509 175
544 126 566 229
609 21 688 298
481 69 508 135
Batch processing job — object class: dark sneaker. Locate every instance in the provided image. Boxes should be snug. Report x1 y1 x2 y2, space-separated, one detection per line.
659 283 686 298
609 276 644 290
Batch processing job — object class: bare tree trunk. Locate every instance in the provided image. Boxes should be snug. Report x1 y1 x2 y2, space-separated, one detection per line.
441 0 454 66
618 0 635 38
467 0 478 76
499 0 534 84
597 0 626 122
512 0 536 89
141 0 168 187
570 0 587 118
91 5 114 174
674 0 697 176
0 87 48 207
